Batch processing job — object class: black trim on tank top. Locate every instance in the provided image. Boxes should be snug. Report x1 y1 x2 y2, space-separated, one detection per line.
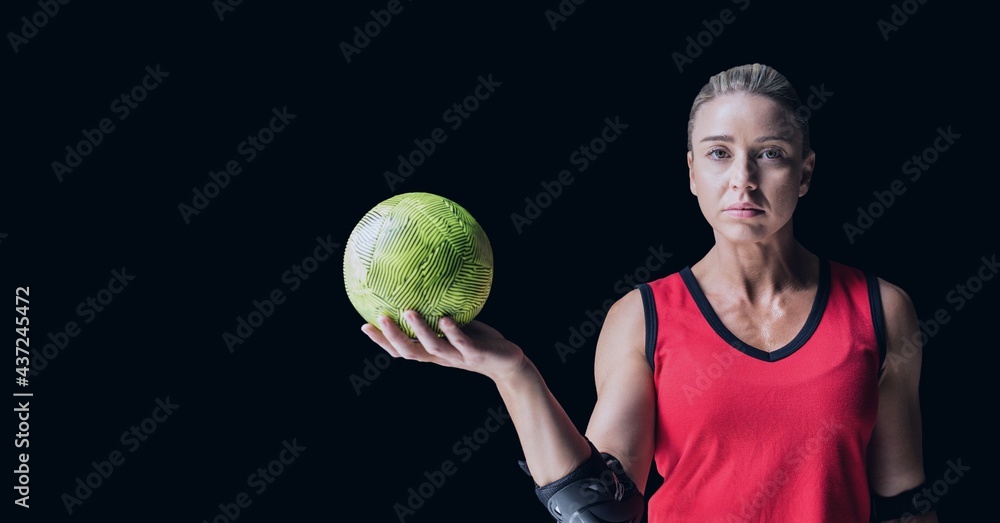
679 258 831 363
865 271 887 379
637 283 657 371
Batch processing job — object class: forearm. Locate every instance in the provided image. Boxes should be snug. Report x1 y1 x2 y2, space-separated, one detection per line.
494 357 592 486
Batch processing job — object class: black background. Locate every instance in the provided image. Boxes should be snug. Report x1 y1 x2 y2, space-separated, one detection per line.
3 1 995 522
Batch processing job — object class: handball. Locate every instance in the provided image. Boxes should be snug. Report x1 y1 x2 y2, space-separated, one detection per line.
344 192 494 338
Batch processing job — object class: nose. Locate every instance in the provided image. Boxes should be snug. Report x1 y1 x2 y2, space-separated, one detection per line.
729 154 758 191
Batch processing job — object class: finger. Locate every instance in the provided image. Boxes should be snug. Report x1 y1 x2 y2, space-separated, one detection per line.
377 315 449 364
362 323 400 358
438 316 478 355
377 315 425 358
403 310 464 362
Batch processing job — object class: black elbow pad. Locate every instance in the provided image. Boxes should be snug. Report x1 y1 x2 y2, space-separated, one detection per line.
518 441 645 523
871 482 934 521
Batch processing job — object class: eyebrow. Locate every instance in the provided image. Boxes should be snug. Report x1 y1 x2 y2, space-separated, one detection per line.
700 134 794 143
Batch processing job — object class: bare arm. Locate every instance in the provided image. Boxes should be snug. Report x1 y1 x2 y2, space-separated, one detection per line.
869 279 938 523
362 289 654 491
497 288 655 488
584 289 656 494
493 358 593 486
371 311 593 486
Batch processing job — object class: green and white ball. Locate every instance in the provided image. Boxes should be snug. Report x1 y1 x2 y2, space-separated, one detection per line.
344 192 494 338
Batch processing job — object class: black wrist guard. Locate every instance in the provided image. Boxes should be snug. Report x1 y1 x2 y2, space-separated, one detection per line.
872 482 934 521
518 440 644 522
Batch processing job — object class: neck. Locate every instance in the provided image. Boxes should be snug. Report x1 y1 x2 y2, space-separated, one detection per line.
699 228 816 303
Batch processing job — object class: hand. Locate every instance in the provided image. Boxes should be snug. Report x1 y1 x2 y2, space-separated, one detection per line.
361 310 529 384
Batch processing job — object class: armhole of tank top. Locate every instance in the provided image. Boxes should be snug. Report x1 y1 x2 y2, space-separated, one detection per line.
637 283 657 372
864 271 887 378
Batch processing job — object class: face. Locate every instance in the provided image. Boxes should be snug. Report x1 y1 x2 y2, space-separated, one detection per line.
687 93 815 244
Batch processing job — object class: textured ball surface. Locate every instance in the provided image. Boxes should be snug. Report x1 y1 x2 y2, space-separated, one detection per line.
344 192 493 338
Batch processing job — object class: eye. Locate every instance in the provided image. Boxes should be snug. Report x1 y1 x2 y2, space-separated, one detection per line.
708 148 730 159
760 148 785 160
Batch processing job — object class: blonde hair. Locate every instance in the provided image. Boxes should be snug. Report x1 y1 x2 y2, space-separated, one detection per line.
687 63 811 157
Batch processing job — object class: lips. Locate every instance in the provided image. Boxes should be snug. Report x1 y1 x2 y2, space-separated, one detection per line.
724 202 764 218
725 203 763 211
725 209 763 218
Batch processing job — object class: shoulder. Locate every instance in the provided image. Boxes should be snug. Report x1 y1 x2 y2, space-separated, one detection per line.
876 277 915 325
876 277 919 354
828 261 920 364
829 259 915 326
872 277 923 380
595 269 690 369
601 288 645 344
594 289 647 370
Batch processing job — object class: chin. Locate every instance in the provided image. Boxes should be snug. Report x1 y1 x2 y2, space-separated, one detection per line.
715 222 773 243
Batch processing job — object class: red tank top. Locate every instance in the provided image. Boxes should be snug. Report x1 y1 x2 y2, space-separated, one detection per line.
638 259 885 522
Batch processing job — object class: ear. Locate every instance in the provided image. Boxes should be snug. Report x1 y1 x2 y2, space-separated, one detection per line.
687 150 697 196
799 150 815 197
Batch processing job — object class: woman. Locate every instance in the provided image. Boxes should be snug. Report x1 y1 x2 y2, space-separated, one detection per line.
362 63 936 522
